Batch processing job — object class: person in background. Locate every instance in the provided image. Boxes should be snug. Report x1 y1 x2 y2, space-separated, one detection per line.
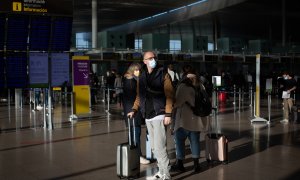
179 64 192 80
114 73 123 107
122 63 150 165
128 51 174 180
167 63 179 88
171 69 208 173
280 71 297 124
105 70 116 103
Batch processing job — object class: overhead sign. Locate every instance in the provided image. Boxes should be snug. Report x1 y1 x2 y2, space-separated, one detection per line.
51 53 69 87
29 53 48 86
0 0 73 16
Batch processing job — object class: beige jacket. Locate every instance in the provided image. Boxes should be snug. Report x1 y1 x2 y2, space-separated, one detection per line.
174 83 209 132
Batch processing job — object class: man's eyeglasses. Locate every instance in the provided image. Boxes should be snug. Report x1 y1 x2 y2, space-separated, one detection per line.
144 57 155 61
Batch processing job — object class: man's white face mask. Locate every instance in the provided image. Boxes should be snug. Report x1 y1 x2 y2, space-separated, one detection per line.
148 58 157 69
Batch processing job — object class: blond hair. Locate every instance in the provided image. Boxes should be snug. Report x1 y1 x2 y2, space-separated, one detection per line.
124 63 141 78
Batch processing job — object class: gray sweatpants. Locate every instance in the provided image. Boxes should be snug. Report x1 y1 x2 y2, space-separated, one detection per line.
146 116 170 176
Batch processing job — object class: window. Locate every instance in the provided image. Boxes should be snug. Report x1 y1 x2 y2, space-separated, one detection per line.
170 40 181 52
76 32 90 49
135 39 142 50
208 43 214 51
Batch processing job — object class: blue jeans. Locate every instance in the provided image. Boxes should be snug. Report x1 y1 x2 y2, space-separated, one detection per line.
129 126 142 156
174 127 200 159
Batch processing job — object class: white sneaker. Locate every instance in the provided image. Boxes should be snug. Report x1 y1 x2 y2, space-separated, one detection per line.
140 156 150 164
146 172 171 180
146 172 162 180
280 119 289 124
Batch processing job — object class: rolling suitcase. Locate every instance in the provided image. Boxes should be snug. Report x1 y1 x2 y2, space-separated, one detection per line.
116 117 140 178
205 108 229 164
205 133 228 164
290 105 300 123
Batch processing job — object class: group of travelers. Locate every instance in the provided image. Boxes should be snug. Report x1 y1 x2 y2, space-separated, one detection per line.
124 51 210 180
114 51 297 179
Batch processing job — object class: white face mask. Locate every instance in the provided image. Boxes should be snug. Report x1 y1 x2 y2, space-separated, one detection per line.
148 58 157 69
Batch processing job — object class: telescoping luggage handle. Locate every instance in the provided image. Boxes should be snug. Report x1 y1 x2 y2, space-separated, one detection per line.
127 116 136 147
208 107 221 137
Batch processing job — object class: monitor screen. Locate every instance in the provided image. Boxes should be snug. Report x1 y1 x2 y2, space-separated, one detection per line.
0 15 5 50
0 52 4 88
6 52 28 88
212 76 221 86
6 15 29 51
50 17 72 51
29 16 51 51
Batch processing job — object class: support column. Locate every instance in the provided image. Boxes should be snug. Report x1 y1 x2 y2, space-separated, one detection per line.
282 0 286 47
212 13 219 51
92 0 98 49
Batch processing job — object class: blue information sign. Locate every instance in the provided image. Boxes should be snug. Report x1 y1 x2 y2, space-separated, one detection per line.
51 53 70 87
6 15 29 51
6 52 27 88
29 53 49 85
29 16 51 51
0 15 5 50
0 52 4 88
50 17 72 51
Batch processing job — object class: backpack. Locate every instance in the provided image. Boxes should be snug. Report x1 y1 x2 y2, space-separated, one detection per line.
190 84 212 117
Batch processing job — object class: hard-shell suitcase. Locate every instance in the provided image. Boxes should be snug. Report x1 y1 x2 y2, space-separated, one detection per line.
116 118 140 178
290 105 300 123
205 133 228 164
205 107 228 164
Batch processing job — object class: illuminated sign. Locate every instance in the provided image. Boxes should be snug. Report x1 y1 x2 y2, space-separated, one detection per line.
0 0 73 16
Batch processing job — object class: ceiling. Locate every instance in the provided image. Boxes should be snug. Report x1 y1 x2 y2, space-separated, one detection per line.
72 0 300 44
72 0 202 33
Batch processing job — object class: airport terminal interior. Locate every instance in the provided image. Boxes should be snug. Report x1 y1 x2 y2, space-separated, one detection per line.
1 0 300 179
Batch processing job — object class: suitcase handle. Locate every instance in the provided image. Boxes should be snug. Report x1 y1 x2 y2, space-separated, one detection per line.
127 116 136 147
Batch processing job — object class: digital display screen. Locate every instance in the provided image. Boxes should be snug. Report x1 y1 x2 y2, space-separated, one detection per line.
212 76 222 87
50 17 72 51
29 16 51 51
0 52 4 88
51 53 70 87
6 15 29 51
6 52 28 88
29 53 48 85
0 15 5 50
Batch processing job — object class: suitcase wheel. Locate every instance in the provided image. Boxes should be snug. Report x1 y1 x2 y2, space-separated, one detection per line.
222 160 228 165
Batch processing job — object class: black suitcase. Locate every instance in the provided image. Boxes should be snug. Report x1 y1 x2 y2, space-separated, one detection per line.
116 117 140 178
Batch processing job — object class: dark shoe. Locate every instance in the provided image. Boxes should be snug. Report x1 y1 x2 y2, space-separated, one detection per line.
193 158 200 173
170 159 185 172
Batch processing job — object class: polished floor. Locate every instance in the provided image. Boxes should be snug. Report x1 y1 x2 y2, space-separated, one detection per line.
0 96 300 180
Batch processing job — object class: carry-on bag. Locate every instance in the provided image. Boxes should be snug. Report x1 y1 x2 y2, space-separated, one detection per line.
205 108 228 164
116 117 140 178
205 133 228 164
290 105 300 123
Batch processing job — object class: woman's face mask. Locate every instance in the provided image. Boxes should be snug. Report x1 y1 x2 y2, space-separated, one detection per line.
148 58 157 69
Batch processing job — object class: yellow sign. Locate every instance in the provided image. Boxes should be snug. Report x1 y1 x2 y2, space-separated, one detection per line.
72 56 90 115
73 85 90 114
12 2 22 12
